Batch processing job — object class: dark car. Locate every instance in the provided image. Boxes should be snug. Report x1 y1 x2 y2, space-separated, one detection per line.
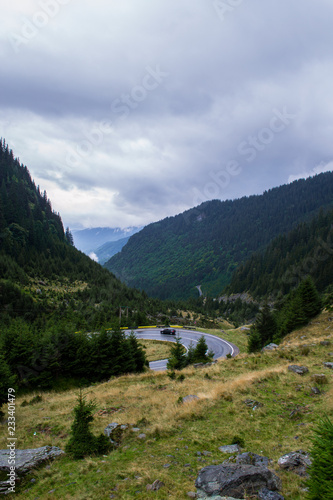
160 328 176 335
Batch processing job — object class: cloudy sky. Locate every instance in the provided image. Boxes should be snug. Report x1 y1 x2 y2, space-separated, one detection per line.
1 1 333 230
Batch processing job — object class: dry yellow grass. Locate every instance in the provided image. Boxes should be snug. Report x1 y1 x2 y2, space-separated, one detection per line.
1 313 333 499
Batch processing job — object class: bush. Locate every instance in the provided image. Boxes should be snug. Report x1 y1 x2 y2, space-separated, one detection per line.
306 415 333 499
65 392 111 459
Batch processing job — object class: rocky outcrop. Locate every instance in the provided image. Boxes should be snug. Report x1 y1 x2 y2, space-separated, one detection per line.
277 450 312 477
0 446 64 494
104 423 128 447
195 463 282 499
262 344 279 352
288 365 309 375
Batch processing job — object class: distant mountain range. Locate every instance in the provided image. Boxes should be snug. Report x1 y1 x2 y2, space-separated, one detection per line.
72 226 141 259
105 172 333 300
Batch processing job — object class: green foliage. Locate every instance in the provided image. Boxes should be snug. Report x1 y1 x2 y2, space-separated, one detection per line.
65 392 110 459
248 279 322 352
0 353 16 416
167 336 187 370
106 172 333 299
228 208 333 299
248 304 277 353
167 335 213 371
306 416 333 499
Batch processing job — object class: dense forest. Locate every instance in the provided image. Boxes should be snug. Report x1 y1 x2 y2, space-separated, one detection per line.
0 139 158 398
226 207 333 299
106 172 333 300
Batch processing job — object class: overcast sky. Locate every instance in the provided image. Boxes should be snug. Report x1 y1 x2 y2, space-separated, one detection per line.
1 1 333 230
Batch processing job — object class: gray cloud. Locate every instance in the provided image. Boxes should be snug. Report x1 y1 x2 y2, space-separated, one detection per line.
1 0 333 229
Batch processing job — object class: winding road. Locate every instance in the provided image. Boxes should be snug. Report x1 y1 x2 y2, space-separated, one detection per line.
126 328 239 371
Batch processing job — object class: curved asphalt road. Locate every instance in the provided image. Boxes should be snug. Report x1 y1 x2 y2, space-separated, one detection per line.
126 328 239 371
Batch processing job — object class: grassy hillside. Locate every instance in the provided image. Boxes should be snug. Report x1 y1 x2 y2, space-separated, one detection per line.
105 172 333 300
2 312 333 499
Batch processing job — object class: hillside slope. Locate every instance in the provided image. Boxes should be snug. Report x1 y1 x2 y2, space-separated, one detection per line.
2 311 333 499
0 139 158 331
227 207 333 299
105 172 333 300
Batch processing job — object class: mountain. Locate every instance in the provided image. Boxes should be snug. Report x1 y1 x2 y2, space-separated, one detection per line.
226 207 333 299
94 236 131 264
105 172 333 300
0 139 158 331
72 226 141 254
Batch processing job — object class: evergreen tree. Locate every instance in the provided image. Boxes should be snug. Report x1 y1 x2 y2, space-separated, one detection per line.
248 303 277 352
65 392 110 459
299 277 322 320
306 416 333 499
193 335 210 363
167 336 187 370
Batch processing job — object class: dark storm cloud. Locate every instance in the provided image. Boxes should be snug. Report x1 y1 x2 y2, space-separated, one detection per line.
1 0 333 228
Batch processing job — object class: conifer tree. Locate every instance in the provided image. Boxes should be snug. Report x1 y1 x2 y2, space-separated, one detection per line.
167 336 187 370
306 416 333 499
65 392 110 459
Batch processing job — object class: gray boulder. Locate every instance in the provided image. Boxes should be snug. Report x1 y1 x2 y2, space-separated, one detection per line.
195 463 282 499
277 450 312 477
0 446 64 493
258 487 285 499
288 365 309 375
218 445 241 454
224 452 270 468
324 362 333 370
262 343 279 352
104 423 128 447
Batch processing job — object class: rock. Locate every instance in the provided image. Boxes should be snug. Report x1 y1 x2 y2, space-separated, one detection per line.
320 341 331 346
183 395 200 403
104 423 126 447
324 362 333 370
187 492 197 498
288 365 309 375
218 445 241 454
258 487 285 499
311 387 321 395
262 343 279 352
146 479 164 491
277 450 312 477
195 463 282 499
0 446 64 493
224 452 270 468
138 434 146 440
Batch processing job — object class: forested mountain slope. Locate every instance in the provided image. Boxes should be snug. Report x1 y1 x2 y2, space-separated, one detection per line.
226 207 333 299
105 172 333 300
0 139 157 331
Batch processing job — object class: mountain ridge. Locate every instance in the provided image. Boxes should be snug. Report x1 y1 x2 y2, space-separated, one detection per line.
105 171 333 300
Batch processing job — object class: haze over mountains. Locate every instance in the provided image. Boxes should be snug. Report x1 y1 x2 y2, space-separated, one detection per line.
72 226 141 263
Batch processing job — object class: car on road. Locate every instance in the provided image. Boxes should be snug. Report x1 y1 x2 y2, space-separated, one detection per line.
160 328 176 335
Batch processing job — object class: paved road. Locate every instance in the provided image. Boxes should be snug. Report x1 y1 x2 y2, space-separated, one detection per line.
126 328 239 371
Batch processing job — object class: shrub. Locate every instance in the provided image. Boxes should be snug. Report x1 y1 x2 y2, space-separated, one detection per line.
306 415 333 499
65 392 111 459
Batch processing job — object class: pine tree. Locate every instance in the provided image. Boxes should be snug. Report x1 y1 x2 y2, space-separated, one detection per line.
193 335 210 363
65 392 110 459
306 416 333 499
299 277 322 320
167 336 187 370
